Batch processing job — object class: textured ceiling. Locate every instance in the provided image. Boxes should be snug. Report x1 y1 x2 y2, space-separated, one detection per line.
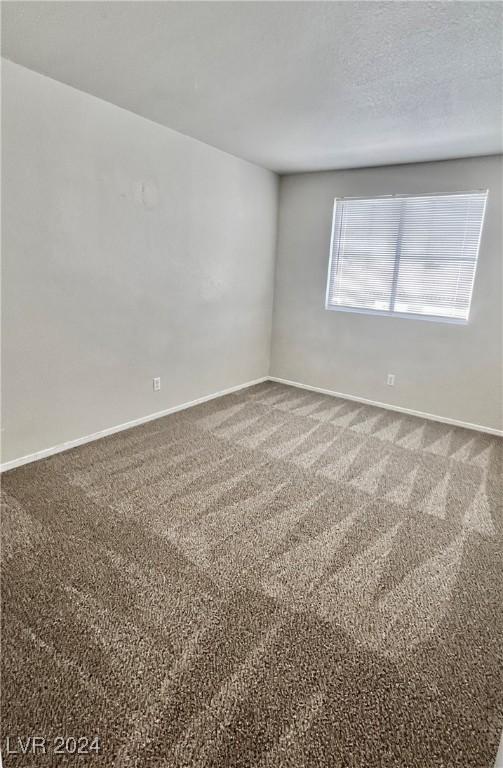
2 1 502 173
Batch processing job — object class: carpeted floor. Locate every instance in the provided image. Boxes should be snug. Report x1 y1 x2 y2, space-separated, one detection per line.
2 381 502 767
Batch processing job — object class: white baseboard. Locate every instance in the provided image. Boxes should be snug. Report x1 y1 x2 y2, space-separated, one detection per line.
268 376 503 437
2 373 500 472
0 377 268 473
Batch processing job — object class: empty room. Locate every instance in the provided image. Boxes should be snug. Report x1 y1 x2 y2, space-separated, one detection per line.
1 1 502 766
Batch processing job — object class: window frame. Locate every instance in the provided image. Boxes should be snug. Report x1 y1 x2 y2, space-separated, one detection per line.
324 190 488 325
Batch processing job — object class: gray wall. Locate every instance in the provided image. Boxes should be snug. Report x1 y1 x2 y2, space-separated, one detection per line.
271 156 503 431
1 60 278 463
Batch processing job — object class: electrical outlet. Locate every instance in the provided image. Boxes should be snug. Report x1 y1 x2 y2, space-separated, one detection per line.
387 373 395 386
153 377 161 392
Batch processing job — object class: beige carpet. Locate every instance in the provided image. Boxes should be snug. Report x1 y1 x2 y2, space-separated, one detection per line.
2 381 502 767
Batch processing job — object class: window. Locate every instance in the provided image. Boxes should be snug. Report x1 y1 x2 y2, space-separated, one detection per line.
325 190 488 323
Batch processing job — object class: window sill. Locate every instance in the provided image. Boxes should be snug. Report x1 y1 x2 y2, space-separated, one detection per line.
324 303 469 325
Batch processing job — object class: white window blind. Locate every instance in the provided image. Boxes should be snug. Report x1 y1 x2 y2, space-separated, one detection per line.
325 191 488 322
